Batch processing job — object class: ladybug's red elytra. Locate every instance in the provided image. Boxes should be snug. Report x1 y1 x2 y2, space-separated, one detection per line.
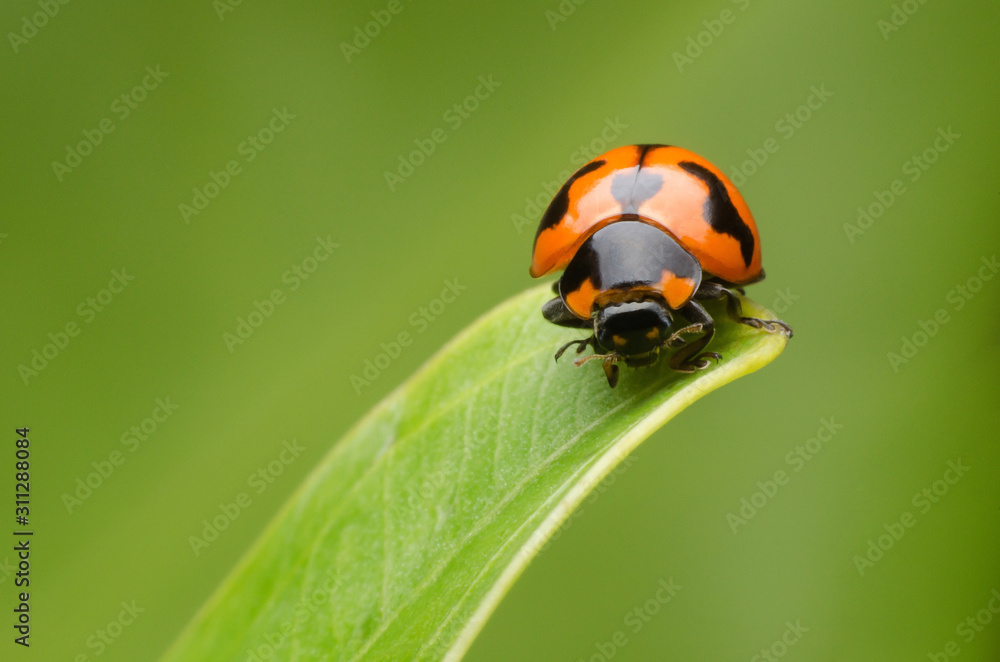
530 143 792 388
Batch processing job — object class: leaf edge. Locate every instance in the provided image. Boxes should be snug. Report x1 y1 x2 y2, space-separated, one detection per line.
443 295 787 661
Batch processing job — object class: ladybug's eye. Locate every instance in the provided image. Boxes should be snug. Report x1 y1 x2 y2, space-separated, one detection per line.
595 300 673 357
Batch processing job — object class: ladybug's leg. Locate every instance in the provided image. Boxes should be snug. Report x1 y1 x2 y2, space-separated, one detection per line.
664 322 706 348
554 337 597 361
663 300 712 349
696 282 793 337
666 300 721 373
542 296 591 329
543 296 599 361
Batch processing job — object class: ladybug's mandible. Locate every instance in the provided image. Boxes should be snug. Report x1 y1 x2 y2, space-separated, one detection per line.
530 144 792 387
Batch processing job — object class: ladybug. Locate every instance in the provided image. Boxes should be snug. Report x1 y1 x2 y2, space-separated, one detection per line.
530 144 792 388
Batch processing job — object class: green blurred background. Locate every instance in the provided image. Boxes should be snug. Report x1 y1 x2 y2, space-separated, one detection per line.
2 0 999 660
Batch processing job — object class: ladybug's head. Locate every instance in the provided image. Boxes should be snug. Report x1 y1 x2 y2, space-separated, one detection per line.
594 297 674 366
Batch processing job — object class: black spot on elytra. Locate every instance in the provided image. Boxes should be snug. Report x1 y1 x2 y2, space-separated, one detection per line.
636 144 671 165
534 159 606 241
678 161 754 267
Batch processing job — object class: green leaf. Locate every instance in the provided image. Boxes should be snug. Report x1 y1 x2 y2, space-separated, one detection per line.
162 283 788 662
